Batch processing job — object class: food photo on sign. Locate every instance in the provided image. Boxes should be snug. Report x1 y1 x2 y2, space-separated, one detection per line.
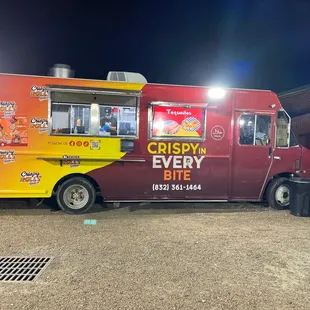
152 106 203 138
0 116 28 146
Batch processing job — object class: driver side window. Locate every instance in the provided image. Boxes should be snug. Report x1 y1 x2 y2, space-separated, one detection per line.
239 114 271 146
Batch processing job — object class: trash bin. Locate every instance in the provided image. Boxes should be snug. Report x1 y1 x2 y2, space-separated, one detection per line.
289 177 310 217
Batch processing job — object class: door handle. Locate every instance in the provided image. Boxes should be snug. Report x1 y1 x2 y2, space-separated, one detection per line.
274 156 281 160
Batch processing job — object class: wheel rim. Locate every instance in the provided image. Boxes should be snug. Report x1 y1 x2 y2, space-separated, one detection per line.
275 184 290 207
63 185 89 210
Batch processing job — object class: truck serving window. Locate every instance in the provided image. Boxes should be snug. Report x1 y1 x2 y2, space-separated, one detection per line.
99 100 137 137
51 103 91 135
149 103 206 140
50 90 139 137
239 114 271 146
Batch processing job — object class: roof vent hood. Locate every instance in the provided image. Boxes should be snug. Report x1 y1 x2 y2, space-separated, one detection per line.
49 64 74 78
107 71 147 83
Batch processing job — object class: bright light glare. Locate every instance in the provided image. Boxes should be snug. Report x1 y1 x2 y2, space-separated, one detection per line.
208 87 226 99
239 119 245 126
153 120 164 130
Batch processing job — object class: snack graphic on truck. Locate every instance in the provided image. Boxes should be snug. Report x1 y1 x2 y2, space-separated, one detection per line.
0 64 308 215
182 117 201 132
0 116 28 146
162 120 180 135
9 116 18 131
0 124 7 137
152 106 203 138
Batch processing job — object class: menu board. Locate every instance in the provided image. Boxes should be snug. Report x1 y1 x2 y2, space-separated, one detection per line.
152 106 204 138
0 116 28 146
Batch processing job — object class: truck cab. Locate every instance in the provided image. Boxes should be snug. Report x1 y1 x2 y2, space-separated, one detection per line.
267 86 310 209
260 107 310 210
230 89 307 210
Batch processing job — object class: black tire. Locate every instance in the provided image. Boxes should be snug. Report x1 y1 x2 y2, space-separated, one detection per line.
56 177 96 214
266 177 291 210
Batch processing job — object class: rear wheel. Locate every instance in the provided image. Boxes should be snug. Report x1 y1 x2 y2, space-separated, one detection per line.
56 177 96 214
267 177 291 210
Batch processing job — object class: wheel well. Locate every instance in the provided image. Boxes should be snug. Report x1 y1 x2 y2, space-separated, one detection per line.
262 172 297 200
52 174 101 195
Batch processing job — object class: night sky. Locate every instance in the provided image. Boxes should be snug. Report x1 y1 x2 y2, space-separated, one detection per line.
1 0 310 93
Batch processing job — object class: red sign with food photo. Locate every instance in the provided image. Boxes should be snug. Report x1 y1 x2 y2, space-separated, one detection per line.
152 106 204 138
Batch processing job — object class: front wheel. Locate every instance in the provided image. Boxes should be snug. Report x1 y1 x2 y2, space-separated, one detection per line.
267 177 291 210
56 177 96 214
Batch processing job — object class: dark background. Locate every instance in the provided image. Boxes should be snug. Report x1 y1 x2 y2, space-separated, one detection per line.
0 0 309 92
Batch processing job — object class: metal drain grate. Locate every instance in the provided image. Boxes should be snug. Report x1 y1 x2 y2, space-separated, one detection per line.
0 256 52 282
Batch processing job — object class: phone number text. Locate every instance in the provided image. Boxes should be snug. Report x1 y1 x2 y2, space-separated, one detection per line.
152 184 202 191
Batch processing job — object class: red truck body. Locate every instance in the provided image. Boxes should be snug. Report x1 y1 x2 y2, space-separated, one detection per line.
92 84 309 203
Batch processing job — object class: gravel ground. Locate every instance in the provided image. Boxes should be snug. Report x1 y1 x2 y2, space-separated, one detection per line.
1 201 310 310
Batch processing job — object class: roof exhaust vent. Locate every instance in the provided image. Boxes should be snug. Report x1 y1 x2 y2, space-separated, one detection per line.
107 71 147 83
49 64 74 78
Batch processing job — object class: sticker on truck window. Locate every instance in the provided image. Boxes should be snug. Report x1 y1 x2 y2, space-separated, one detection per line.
151 106 204 138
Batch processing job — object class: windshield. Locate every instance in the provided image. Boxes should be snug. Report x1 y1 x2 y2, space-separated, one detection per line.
289 129 298 147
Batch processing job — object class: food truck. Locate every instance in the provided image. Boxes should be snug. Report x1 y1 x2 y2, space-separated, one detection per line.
0 65 309 214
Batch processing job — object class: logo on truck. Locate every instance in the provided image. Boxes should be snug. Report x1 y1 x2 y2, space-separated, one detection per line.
211 126 225 141
30 118 48 133
0 101 17 117
20 171 41 186
62 155 80 168
0 150 15 164
147 142 206 191
30 85 48 101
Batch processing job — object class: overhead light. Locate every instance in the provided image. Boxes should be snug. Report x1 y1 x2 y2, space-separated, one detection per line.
208 87 226 99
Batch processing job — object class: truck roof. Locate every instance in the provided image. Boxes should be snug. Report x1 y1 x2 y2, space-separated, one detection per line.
0 72 272 94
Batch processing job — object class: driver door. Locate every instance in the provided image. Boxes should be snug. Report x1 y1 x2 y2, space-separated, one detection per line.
230 112 275 200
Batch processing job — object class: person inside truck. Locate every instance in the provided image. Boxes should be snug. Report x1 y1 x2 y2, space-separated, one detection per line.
255 117 271 146
255 131 269 145
240 121 254 145
100 106 117 136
